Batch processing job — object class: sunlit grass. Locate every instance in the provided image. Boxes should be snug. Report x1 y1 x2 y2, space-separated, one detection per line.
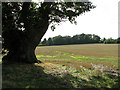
36 51 118 69
36 55 57 58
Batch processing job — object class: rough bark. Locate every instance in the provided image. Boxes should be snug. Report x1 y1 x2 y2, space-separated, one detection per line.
3 21 49 63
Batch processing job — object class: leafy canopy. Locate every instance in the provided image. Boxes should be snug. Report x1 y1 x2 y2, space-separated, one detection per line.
2 1 95 31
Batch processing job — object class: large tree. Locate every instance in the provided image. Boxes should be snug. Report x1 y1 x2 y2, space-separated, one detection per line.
2 1 95 63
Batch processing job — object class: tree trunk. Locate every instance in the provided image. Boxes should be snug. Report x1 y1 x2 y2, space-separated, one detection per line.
3 22 49 63
3 43 38 63
3 2 50 63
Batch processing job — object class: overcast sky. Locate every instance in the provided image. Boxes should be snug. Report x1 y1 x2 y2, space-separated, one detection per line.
41 0 119 40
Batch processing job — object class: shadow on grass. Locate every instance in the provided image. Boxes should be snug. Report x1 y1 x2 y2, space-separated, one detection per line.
2 63 73 88
2 63 119 89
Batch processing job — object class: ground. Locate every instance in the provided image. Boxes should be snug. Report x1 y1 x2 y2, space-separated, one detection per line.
2 44 119 88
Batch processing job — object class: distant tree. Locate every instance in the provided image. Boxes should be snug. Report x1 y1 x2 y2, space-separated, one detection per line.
72 35 78 44
99 38 106 43
117 37 120 43
104 38 116 44
41 38 47 45
103 38 106 41
52 35 63 45
92 34 101 43
42 35 119 45
47 38 53 46
87 34 93 43
43 33 101 45
63 36 72 44
83 34 91 43
79 33 86 43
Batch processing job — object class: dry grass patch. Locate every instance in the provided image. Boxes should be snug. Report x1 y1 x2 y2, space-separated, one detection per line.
35 62 60 70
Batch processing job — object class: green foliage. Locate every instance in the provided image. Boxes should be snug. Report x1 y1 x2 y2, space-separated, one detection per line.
47 38 53 46
41 38 47 45
41 33 101 46
41 35 120 46
116 37 120 43
104 38 117 44
51 25 56 31
99 38 106 43
2 2 95 32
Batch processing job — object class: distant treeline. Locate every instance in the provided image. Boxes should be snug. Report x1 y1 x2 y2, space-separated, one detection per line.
40 33 120 46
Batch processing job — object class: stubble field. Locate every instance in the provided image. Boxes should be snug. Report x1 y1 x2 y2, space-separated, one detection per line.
35 44 119 69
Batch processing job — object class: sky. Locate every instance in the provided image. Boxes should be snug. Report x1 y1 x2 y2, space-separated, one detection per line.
40 0 119 40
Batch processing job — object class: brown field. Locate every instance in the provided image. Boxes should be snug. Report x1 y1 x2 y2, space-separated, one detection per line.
35 44 119 57
35 44 119 71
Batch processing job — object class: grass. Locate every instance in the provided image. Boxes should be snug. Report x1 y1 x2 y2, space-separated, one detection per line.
3 63 73 88
2 44 119 88
2 63 119 88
